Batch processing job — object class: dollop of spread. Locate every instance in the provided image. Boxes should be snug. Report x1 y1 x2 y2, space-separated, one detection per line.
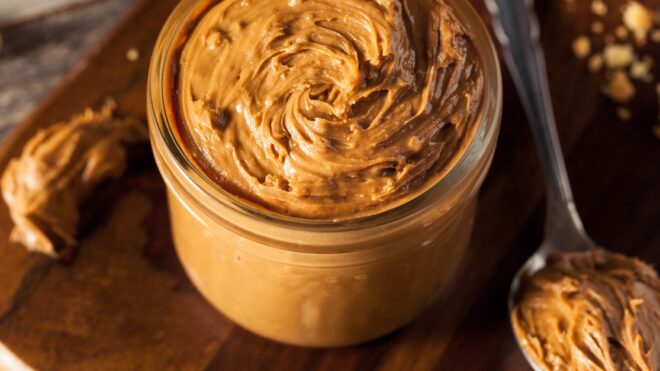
512 249 660 371
174 0 484 219
1 102 148 259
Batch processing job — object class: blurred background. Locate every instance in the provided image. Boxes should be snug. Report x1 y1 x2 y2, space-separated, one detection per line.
0 0 135 140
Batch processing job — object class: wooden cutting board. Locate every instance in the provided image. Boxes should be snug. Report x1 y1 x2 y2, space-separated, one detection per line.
0 0 658 369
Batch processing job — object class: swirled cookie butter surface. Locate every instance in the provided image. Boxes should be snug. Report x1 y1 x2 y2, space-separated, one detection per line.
174 0 484 218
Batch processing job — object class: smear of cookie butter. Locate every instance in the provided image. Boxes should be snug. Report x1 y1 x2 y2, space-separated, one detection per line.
173 0 484 219
1 102 148 259
512 249 660 371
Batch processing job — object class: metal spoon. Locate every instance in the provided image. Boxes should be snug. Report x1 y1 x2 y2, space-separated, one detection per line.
485 0 596 369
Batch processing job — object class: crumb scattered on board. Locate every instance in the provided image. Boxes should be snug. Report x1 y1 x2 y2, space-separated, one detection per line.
615 25 630 39
592 0 609 16
605 70 636 102
603 44 634 68
652 29 660 42
623 1 653 43
593 21 606 34
568 0 660 139
630 57 654 81
573 36 592 58
589 53 605 72
617 106 633 120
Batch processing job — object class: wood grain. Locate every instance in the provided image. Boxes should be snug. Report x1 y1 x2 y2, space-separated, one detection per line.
0 0 135 137
0 0 107 26
0 0 658 370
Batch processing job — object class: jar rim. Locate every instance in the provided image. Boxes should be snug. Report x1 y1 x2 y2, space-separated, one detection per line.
147 0 503 231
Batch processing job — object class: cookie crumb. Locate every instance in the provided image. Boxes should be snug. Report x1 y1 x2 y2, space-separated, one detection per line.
592 21 605 35
617 106 632 121
623 2 653 44
126 48 140 62
630 58 654 82
652 29 660 43
615 26 629 40
591 0 608 16
603 44 635 69
605 70 635 102
570 1 660 125
588 53 604 72
572 36 591 59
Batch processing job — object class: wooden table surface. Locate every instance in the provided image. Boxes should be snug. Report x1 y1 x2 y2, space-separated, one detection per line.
0 0 659 370
0 0 135 137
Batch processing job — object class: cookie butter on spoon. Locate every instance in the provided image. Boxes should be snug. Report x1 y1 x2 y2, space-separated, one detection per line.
512 249 660 371
173 0 484 219
486 1 660 370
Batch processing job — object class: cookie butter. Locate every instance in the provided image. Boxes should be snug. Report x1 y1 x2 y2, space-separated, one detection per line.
173 0 484 219
512 249 660 371
149 0 500 347
1 103 148 259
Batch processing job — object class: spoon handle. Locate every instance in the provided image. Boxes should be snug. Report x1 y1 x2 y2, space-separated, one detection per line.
485 0 591 250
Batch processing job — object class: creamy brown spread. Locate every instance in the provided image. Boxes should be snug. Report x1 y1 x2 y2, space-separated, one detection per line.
512 249 660 371
1 102 148 259
173 0 484 219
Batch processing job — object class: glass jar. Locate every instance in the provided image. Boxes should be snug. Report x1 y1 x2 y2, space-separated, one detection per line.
147 0 502 347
